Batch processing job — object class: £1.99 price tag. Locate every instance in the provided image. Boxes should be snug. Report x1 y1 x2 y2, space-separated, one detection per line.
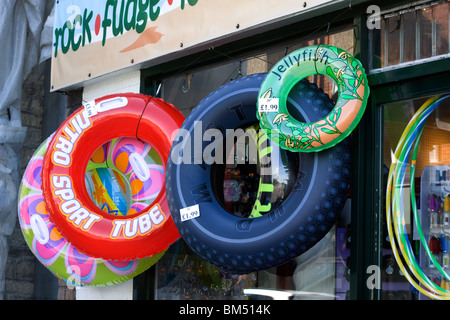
180 204 200 222
258 98 279 112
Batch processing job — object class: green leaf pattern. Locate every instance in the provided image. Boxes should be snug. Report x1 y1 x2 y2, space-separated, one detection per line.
264 45 368 151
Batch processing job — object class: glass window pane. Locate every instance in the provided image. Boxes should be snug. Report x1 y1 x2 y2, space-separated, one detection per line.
383 95 450 300
387 15 401 66
402 11 416 63
434 3 449 56
419 7 433 60
370 2 450 71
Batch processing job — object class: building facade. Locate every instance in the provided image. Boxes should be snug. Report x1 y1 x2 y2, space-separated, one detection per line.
4 0 450 300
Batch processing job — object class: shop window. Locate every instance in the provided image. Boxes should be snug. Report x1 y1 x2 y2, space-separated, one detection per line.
383 95 450 300
146 28 356 300
370 1 450 71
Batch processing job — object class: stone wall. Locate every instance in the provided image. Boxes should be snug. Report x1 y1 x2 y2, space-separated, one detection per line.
4 63 44 300
4 62 77 300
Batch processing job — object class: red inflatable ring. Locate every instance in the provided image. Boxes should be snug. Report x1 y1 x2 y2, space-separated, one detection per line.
41 93 185 260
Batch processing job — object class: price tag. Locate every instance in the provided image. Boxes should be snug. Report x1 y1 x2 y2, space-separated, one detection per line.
258 98 279 112
180 204 200 222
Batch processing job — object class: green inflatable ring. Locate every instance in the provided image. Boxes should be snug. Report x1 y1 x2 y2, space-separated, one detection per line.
257 45 369 152
18 136 165 287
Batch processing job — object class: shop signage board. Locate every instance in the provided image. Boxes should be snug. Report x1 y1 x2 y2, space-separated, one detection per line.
51 0 334 91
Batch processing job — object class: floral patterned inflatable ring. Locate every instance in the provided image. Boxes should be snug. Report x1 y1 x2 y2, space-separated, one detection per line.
257 45 370 152
18 136 166 287
41 93 185 261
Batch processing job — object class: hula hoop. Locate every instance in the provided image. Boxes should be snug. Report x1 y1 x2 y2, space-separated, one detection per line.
18 136 165 287
41 93 185 260
386 94 450 300
257 45 369 152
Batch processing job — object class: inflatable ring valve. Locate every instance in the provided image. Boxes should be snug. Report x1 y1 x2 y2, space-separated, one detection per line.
257 45 369 152
166 74 352 274
18 136 165 287
41 93 185 261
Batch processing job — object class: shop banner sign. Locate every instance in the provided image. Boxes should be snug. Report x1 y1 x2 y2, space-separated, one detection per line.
51 0 334 91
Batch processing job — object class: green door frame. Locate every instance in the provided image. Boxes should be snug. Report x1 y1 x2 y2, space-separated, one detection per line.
137 2 450 301
352 39 450 299
348 13 385 300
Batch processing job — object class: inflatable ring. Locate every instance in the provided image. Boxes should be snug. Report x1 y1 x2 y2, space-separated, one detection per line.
85 138 165 216
42 93 185 260
257 45 369 152
18 136 165 287
166 74 352 274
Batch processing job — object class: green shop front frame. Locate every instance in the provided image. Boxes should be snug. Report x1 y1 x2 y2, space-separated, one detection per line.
365 0 450 299
342 0 450 300
133 0 450 300
369 61 450 300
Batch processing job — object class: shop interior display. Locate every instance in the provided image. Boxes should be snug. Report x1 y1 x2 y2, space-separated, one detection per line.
419 165 450 295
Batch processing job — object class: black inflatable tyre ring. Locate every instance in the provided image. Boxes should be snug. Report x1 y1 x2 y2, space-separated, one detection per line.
165 73 351 274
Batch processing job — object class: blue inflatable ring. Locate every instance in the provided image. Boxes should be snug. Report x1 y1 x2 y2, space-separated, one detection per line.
165 73 352 274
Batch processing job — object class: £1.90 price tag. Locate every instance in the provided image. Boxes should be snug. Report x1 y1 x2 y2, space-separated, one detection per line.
180 204 200 222
258 98 279 112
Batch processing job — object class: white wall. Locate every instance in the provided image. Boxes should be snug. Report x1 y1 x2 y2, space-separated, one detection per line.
82 69 141 102
77 69 141 300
